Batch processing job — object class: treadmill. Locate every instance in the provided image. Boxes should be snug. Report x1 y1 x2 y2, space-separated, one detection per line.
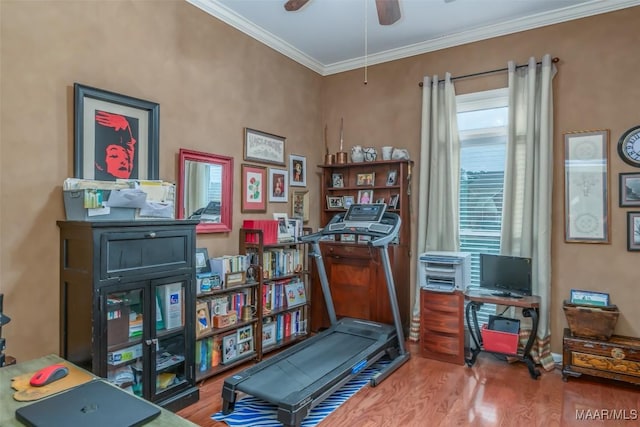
221 204 410 427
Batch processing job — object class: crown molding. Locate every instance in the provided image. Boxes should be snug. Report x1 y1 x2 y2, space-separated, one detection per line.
187 0 640 76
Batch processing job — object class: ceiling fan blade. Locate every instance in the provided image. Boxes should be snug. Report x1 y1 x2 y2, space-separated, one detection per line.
375 0 401 26
284 0 311 12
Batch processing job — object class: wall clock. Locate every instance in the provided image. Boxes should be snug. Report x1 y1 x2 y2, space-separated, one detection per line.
617 125 640 167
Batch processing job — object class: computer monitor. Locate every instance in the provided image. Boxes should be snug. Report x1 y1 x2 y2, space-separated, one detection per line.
479 253 532 298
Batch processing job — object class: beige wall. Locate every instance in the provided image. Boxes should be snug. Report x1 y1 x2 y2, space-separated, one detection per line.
321 7 640 351
1 1 638 361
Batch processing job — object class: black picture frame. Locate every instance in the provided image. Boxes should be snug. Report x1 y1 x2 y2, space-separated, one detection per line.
628 211 640 251
619 173 640 207
74 83 159 180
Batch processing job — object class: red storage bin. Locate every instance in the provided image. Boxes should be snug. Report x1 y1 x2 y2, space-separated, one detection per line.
481 324 519 355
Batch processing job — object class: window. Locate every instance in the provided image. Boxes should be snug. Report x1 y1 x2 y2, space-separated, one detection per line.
457 89 508 323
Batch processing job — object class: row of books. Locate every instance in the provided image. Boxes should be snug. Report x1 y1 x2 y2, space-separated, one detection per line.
247 248 302 279
196 336 221 372
210 254 250 278
262 278 307 313
262 306 307 347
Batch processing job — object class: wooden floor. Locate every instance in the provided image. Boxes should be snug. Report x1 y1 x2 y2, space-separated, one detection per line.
177 342 640 426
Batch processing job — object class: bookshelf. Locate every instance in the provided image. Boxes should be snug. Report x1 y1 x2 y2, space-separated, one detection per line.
239 227 310 357
194 254 260 382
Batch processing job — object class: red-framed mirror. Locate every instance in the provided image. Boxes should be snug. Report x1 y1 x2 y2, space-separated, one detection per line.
177 148 233 233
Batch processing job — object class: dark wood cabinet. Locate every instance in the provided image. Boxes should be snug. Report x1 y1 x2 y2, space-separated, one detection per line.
57 220 199 411
311 160 412 333
419 289 465 364
562 328 640 385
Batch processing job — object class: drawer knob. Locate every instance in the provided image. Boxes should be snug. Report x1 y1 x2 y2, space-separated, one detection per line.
146 232 157 238
611 347 625 360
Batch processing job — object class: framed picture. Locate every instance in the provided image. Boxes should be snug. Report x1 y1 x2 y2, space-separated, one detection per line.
237 339 254 357
343 195 355 209
74 83 159 180
375 197 386 204
357 189 373 204
619 173 640 207
195 301 210 338
244 128 285 166
262 322 277 346
564 130 610 243
273 213 292 242
268 168 289 203
628 211 640 251
241 164 267 213
327 196 344 209
236 325 252 343
195 248 211 274
389 194 399 209
222 334 237 363
386 170 398 186
356 172 375 186
289 154 306 187
570 289 610 307
341 234 356 242
332 173 344 188
291 190 309 222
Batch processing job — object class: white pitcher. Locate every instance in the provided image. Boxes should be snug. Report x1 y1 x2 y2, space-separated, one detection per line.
351 145 364 163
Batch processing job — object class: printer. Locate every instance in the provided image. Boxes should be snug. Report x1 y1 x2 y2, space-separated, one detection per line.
419 251 471 293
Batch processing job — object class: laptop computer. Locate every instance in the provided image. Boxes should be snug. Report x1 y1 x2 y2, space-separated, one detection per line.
15 380 161 427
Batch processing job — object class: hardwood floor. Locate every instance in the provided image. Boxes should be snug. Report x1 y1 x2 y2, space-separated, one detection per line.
177 342 640 426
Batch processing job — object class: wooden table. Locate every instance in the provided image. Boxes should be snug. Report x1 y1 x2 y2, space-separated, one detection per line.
0 354 198 427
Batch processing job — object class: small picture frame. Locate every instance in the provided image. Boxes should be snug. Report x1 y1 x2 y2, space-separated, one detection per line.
289 154 306 187
343 195 355 209
357 189 373 204
195 248 211 274
619 173 640 207
269 168 289 203
628 211 640 251
356 172 375 186
236 325 252 343
386 170 398 186
195 301 210 337
375 197 386 204
332 173 344 188
291 190 309 222
262 322 277 346
237 339 254 357
389 194 399 209
273 213 293 242
222 334 237 363
327 196 344 209
341 234 356 242
570 289 610 307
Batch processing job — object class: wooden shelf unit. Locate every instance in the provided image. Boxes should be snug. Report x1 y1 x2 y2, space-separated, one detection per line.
311 160 412 333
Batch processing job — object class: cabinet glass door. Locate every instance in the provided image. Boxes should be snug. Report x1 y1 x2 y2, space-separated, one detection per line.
153 280 188 399
105 288 145 397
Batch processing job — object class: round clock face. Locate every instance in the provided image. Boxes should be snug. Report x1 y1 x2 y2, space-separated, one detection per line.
618 125 640 167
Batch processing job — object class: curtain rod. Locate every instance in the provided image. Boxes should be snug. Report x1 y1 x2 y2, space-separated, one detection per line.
418 57 559 87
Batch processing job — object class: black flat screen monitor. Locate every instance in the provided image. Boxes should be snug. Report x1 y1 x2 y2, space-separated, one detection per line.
479 253 532 298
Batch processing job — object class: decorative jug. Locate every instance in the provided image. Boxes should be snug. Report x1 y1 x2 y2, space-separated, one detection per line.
363 147 378 162
351 145 364 163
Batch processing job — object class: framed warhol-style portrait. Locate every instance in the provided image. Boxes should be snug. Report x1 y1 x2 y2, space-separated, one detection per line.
289 154 306 187
241 164 267 213
74 83 159 180
244 128 286 166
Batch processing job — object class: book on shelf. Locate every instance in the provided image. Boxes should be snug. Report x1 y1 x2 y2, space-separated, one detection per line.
195 301 210 337
157 282 183 330
285 280 306 307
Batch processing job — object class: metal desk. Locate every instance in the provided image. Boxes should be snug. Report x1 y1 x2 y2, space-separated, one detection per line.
0 354 197 427
465 290 541 379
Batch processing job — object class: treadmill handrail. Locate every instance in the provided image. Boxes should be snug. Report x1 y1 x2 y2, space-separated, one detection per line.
300 212 401 247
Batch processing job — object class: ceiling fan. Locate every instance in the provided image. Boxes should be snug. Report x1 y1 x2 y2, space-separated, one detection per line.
284 0 401 26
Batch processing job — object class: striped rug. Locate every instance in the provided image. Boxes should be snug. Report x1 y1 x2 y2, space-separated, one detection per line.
212 361 388 427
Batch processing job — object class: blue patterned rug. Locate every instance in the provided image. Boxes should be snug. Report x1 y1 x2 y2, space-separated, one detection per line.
212 361 389 427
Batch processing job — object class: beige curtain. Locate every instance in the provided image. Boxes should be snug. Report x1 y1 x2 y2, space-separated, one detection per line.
185 161 209 217
409 73 460 341
501 54 556 370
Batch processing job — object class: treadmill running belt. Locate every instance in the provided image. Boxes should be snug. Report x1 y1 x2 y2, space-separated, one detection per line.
237 332 374 402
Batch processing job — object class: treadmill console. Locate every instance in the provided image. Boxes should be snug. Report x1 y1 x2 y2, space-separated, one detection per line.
326 204 389 234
